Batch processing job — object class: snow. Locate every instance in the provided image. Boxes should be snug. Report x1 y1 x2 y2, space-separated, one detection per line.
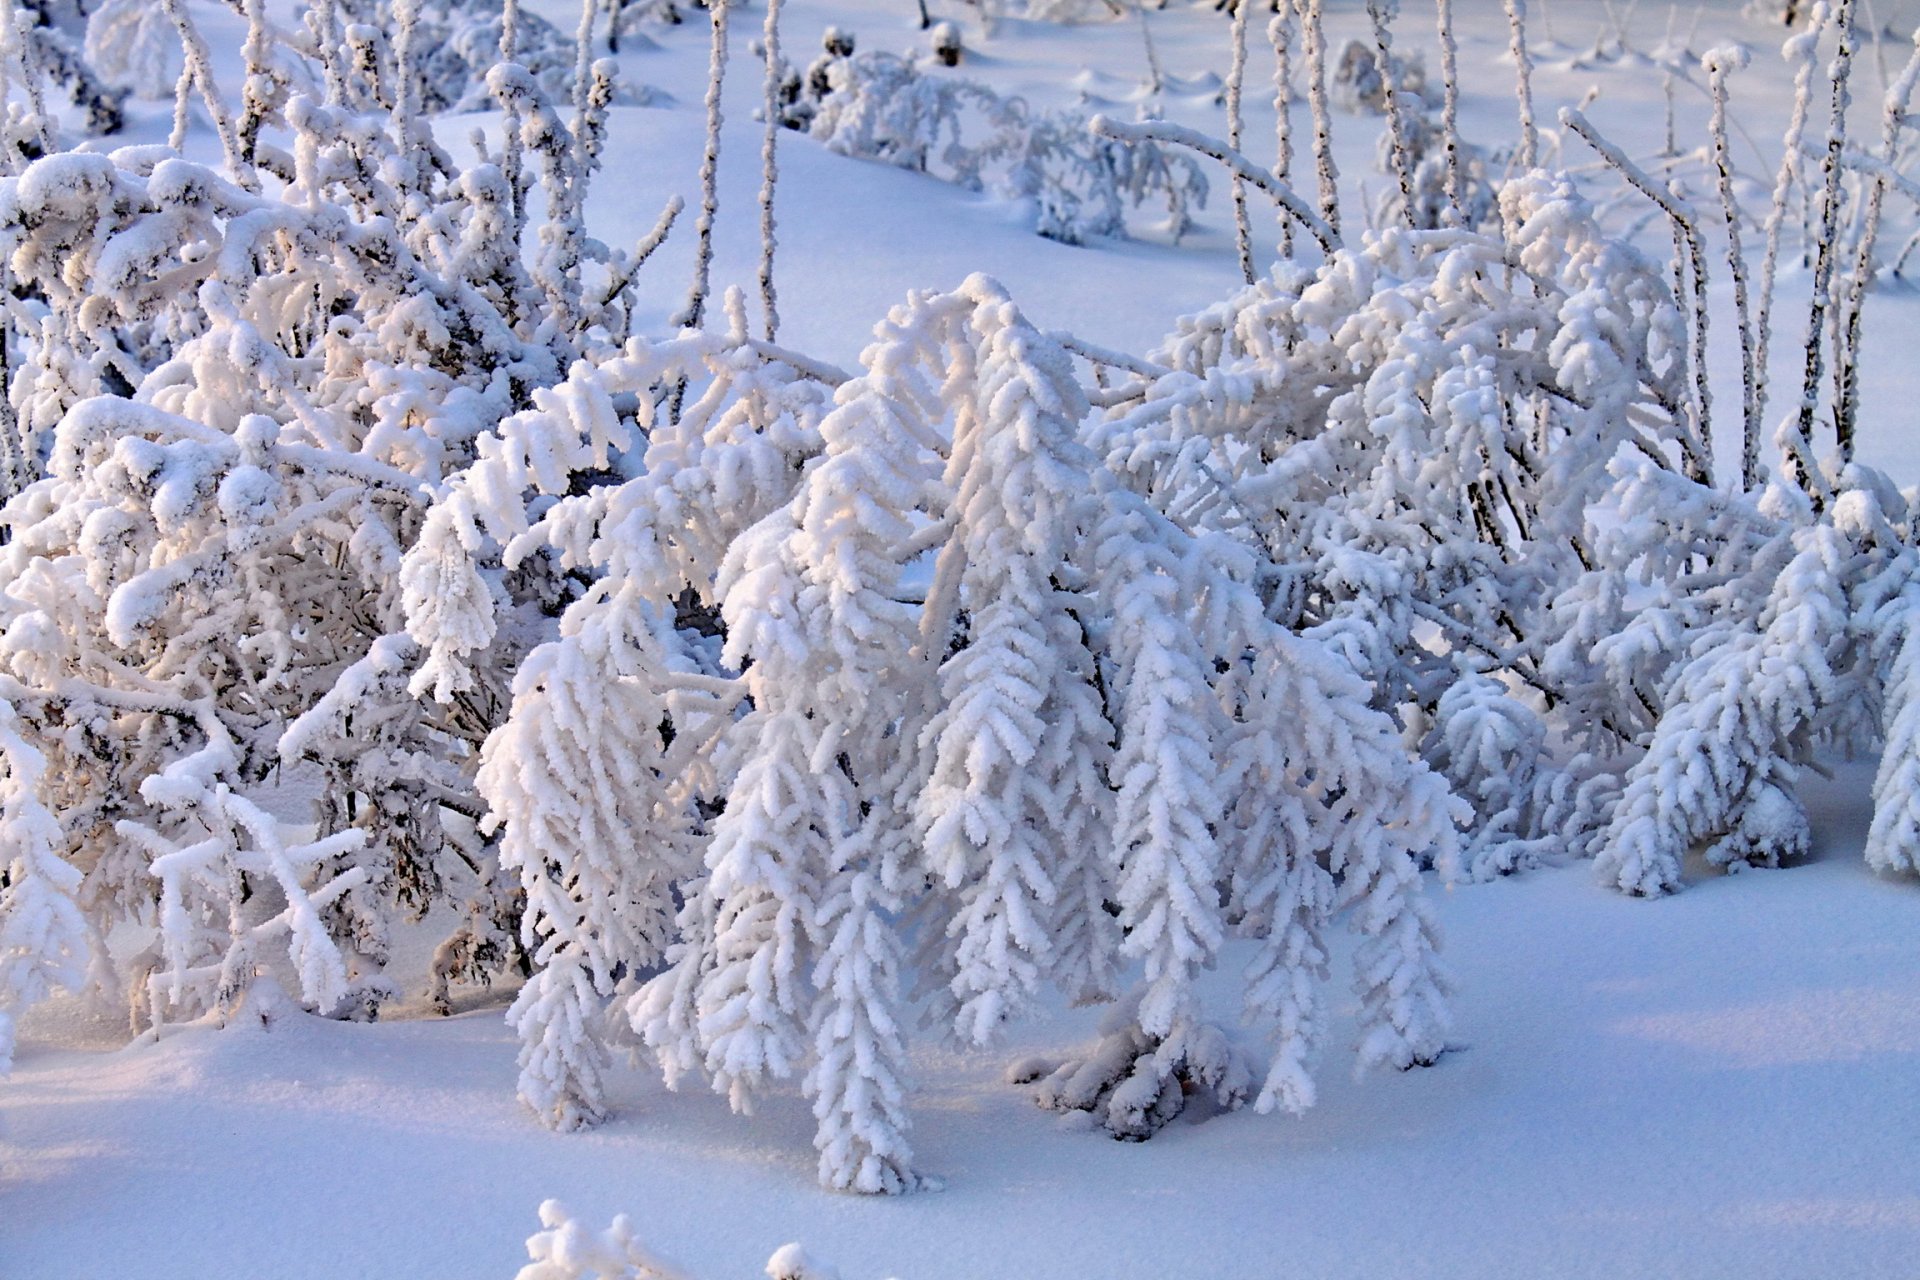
8 0 1920 1274
7 771 1920 1277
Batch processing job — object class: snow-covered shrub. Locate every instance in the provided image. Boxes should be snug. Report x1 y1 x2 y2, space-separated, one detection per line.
1021 0 1124 24
1586 462 1914 895
514 1200 848 1280
928 21 961 67
1532 9 1920 895
0 700 86 1072
1331 36 1427 115
84 0 183 101
1743 0 1808 23
1375 109 1499 231
515 1199 693 1280
3 0 125 137
803 47 1205 244
434 271 1465 1178
1107 171 1691 842
412 304 833 1130
412 0 630 115
0 1 672 1042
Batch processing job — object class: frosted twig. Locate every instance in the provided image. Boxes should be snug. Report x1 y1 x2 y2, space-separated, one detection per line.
1436 0 1463 225
1705 46 1760 489
758 0 784 340
597 195 683 315
1662 71 1676 160
0 0 53 158
163 0 250 186
1227 0 1254 282
1367 0 1415 230
1756 8 1825 438
1562 106 1713 484
1269 10 1296 255
1799 0 1856 464
502 0 526 233
1090 115 1340 253
1296 0 1339 236
570 0 597 172
679 0 730 331
1051 331 1174 379
1505 0 1538 169
741 338 853 386
1835 25 1920 455
1136 0 1165 98
238 0 273 170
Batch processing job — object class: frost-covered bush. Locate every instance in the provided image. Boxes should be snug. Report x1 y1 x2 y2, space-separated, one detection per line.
514 1200 847 1280
801 46 1205 244
0 0 664 1040
8 0 1920 1214
1584 461 1912 896
1101 172 1699 877
417 270 1462 1183
3 0 126 138
1332 36 1427 115
1375 109 1499 231
411 0 663 115
84 0 183 101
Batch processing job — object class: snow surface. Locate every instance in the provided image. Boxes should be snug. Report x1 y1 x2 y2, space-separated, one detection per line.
7 770 1919 1278
9 0 1920 1274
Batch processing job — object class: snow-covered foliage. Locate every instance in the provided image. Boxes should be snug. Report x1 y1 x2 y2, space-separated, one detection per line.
7 0 1920 1210
84 0 184 102
0 0 667 1043
515 1199 693 1280
1331 35 1427 116
468 272 1466 1164
514 1199 849 1280
2 0 125 139
795 42 1206 244
0 699 85 1072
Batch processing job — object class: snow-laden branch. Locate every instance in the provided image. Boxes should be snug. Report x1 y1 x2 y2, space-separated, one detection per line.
1088 113 1340 254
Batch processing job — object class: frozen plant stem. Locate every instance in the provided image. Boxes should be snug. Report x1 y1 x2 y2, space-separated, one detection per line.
1436 0 1463 225
1269 10 1296 255
683 0 731 331
238 0 273 170
758 0 784 339
1367 0 1415 230
571 0 597 162
1757 6 1824 441
0 0 52 158
1505 0 1538 169
1800 0 1855 464
163 0 249 186
1705 46 1761 490
1834 25 1920 456
1296 0 1339 236
1227 0 1254 282
1562 106 1713 484
502 0 526 234
1136 0 1165 98
1662 71 1675 159
1090 114 1340 253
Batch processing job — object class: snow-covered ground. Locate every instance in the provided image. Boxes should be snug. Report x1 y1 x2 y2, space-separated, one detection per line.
8 0 1920 1275
9 771 1919 1278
